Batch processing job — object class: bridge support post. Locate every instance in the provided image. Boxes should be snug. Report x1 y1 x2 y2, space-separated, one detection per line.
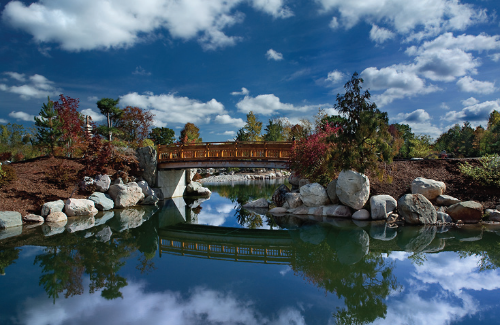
157 169 186 199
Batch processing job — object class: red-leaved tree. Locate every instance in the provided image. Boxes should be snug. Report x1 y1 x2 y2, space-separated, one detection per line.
53 95 85 157
290 124 340 185
116 106 154 146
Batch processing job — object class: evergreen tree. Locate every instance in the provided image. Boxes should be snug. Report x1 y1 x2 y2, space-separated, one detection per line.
149 127 176 145
263 119 284 141
34 97 63 156
96 98 123 141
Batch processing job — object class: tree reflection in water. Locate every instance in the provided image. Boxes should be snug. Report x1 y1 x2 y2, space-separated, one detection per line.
0 247 20 275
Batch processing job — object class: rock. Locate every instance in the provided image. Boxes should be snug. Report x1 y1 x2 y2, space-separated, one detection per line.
65 198 98 217
437 211 453 223
436 195 460 206
289 173 300 186
398 194 437 225
141 195 159 205
243 198 269 209
269 207 287 214
112 178 124 185
136 146 157 187
0 211 22 229
299 179 311 188
23 214 44 223
486 209 500 222
326 179 339 204
336 170 370 210
95 226 112 242
137 180 154 197
282 193 303 209
276 172 283 178
322 205 352 218
272 184 290 207
42 221 66 236
411 177 446 200
41 200 65 217
185 181 211 197
94 174 111 192
335 229 369 265
370 195 397 220
88 192 114 211
108 182 145 208
300 183 330 207
151 188 164 201
80 176 95 192
66 215 95 233
447 201 483 224
186 168 198 184
352 209 370 220
46 212 67 223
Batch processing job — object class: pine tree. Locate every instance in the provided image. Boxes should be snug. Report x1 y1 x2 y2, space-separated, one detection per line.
96 98 122 141
34 97 63 156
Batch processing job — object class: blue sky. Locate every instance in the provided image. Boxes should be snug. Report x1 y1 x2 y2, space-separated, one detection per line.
0 0 499 141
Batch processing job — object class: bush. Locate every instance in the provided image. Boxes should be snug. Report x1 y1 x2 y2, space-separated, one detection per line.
13 152 24 162
45 161 79 189
459 155 500 186
0 152 12 161
0 165 17 188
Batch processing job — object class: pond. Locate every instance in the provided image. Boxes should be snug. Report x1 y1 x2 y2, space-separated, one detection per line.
1 179 500 325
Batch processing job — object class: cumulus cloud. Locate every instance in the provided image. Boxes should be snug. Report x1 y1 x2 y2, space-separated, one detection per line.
231 87 249 96
490 53 500 62
0 73 60 99
456 76 496 94
120 92 225 126
214 114 246 127
442 99 500 124
461 97 479 106
236 94 313 115
370 25 395 44
326 70 345 84
329 16 339 29
0 118 7 123
266 49 283 61
219 130 236 136
80 108 105 122
9 111 35 122
393 109 443 138
87 96 98 102
2 0 293 51
132 66 151 76
395 109 431 123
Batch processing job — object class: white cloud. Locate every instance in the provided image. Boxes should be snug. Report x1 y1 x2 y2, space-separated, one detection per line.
132 66 151 76
231 87 249 96
0 118 8 123
442 99 500 124
214 114 246 128
219 130 236 136
87 96 98 102
490 53 500 62
2 0 293 51
329 16 339 29
9 111 35 122
236 94 312 115
456 76 496 94
80 108 105 122
414 48 478 82
369 25 395 44
461 97 479 106
414 32 500 54
440 103 450 110
266 49 283 61
326 70 345 84
395 109 431 123
393 109 443 138
120 92 225 126
0 73 59 99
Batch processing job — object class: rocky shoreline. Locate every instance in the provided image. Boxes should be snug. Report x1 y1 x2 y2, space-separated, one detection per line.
199 171 290 183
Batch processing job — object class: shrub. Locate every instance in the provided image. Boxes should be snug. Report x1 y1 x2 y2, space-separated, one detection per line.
459 155 500 187
0 152 12 161
13 152 24 162
45 160 79 189
0 164 17 188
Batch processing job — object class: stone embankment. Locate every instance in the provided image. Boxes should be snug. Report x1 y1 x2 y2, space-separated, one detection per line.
200 171 290 183
244 170 499 226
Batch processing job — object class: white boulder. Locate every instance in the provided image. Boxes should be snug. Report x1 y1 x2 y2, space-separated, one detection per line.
411 177 446 200
370 195 397 220
65 198 98 217
300 183 330 207
336 170 370 210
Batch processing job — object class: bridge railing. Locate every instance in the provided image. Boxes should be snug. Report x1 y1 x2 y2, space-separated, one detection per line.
158 141 294 163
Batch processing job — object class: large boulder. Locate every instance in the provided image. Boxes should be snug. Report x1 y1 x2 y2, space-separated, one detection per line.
23 214 44 223
243 198 269 209
326 179 339 204
141 195 159 205
88 192 114 211
300 183 330 207
398 194 437 225
299 179 311 188
352 209 370 220
370 195 397 220
136 146 157 187
108 182 145 208
436 195 460 206
447 201 483 224
322 204 352 218
411 177 446 200
0 211 22 229
65 198 98 217
137 180 154 197
272 184 290 207
336 170 370 210
282 193 303 209
46 212 67 223
41 200 65 217
184 181 211 197
94 174 111 192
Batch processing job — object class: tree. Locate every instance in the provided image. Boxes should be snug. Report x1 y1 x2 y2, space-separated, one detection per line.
243 111 262 141
263 119 285 141
53 95 85 157
96 98 123 141
116 106 154 146
149 127 176 145
179 123 202 144
235 128 250 141
328 72 394 173
34 97 63 156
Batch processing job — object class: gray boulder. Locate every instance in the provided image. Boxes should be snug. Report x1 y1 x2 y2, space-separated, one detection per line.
23 214 44 223
65 198 98 217
88 192 114 211
46 212 67 223
0 211 22 229
398 194 437 225
136 146 157 187
326 179 339 204
108 182 145 208
411 177 446 200
370 195 397 220
151 188 164 201
447 201 483 224
322 204 352 218
272 184 290 207
141 195 159 205
352 209 370 220
41 200 65 217
336 170 370 210
289 173 300 186
185 181 211 197
299 179 311 188
282 193 303 209
95 174 111 192
300 183 330 207
137 180 154 197
436 195 460 206
243 198 269 209
437 211 453 223
486 209 500 222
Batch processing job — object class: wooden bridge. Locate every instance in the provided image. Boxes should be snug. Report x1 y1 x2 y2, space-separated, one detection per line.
157 141 293 169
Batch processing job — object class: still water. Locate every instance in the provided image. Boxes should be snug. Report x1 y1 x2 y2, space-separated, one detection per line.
1 179 500 325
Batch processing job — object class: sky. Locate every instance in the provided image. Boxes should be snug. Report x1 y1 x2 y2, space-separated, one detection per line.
0 0 499 141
